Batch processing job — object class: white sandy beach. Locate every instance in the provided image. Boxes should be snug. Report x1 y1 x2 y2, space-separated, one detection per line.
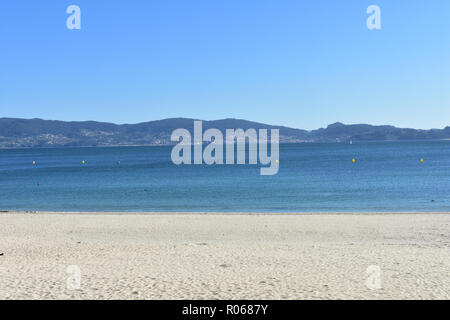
0 212 449 300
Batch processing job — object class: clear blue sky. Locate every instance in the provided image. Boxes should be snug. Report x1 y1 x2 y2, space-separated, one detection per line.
0 0 449 130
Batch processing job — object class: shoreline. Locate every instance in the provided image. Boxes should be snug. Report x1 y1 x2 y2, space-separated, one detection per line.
2 139 450 150
2 210 450 216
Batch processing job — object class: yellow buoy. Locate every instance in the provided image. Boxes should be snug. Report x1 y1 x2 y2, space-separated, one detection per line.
32 161 36 165
82 160 85 165
420 158 424 163
352 158 356 163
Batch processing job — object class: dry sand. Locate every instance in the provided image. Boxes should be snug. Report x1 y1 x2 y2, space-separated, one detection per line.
0 212 449 300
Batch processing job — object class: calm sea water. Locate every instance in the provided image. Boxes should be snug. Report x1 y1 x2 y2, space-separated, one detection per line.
0 142 449 212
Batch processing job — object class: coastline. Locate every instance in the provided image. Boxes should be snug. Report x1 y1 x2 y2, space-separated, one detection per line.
1 212 449 299
2 210 450 215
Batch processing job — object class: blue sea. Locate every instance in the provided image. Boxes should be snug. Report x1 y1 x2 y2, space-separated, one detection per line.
0 141 449 212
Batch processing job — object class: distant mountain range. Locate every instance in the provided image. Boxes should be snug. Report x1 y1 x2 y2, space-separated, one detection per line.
0 117 449 148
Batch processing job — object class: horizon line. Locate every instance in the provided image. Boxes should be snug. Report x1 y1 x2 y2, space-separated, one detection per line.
1 116 449 132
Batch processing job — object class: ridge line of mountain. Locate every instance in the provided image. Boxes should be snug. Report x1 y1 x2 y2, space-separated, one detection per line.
1 117 449 148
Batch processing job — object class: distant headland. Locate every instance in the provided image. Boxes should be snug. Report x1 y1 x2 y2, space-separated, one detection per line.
0 117 449 148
